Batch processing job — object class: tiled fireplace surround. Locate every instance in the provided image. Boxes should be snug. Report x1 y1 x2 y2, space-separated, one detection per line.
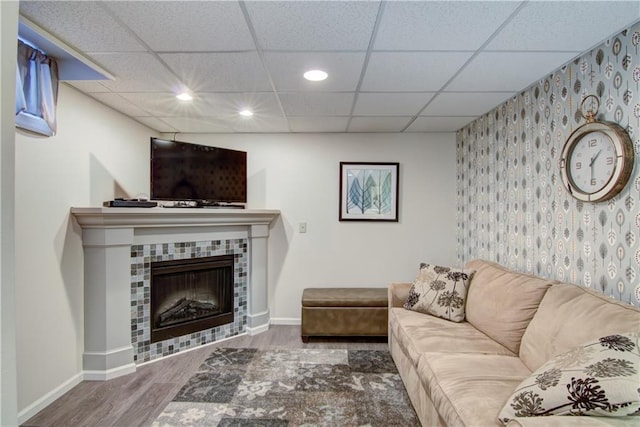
130 239 246 363
71 207 280 380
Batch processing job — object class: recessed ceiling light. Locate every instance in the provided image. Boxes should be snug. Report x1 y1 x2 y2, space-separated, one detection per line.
303 69 328 81
239 109 254 117
176 92 193 101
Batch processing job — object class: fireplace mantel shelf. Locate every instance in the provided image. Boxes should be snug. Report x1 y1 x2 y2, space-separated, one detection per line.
71 207 280 228
71 206 280 380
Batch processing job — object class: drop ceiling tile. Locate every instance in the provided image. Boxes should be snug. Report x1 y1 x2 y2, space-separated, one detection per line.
406 116 477 132
288 117 350 133
279 93 354 116
264 52 365 92
375 1 520 51
150 97 287 132
421 92 512 116
119 91 284 121
160 52 272 92
448 51 579 92
118 92 210 117
133 117 179 133
91 53 181 92
487 1 640 51
64 81 110 93
160 117 234 133
348 117 413 132
353 93 435 116
196 92 284 119
19 1 146 52
229 116 290 133
245 1 379 50
361 52 473 91
90 93 152 117
104 1 255 52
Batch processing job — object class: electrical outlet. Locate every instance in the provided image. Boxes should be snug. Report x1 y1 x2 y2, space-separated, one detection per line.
298 222 307 233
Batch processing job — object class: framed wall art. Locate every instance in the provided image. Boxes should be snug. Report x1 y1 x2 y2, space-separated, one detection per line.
339 162 399 222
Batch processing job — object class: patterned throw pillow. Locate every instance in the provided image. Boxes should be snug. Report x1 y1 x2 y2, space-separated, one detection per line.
403 263 474 322
498 332 640 424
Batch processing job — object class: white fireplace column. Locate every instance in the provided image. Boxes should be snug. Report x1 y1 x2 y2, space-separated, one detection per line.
71 207 280 380
81 227 136 380
247 224 270 334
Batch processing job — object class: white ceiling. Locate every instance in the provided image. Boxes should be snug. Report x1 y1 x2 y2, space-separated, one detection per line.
18 0 640 134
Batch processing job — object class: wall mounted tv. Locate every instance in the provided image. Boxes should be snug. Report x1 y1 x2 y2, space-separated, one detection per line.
150 137 247 205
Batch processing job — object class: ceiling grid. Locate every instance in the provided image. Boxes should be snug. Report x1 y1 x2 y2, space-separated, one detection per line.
17 0 640 134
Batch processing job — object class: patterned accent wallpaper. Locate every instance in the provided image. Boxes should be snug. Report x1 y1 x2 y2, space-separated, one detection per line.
457 22 640 306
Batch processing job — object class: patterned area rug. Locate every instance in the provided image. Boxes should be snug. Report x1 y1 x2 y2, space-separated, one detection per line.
152 348 419 426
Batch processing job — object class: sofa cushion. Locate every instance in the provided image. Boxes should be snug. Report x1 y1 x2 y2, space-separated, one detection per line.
389 307 515 369
519 282 640 372
418 352 532 427
403 263 474 322
499 332 640 423
506 416 640 426
464 260 554 354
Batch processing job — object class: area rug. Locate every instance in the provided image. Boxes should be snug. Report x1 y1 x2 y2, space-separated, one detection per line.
152 347 419 426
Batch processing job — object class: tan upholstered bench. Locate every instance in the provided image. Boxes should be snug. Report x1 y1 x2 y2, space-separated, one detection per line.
301 287 388 343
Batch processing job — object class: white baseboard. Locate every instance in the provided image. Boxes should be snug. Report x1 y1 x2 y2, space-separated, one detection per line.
17 371 84 425
246 321 270 336
83 362 137 381
271 317 301 325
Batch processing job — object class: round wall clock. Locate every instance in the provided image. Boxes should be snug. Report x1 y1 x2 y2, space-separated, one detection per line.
559 95 635 202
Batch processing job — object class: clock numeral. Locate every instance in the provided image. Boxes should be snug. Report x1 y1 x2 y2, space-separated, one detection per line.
606 157 614 165
591 178 597 186
576 162 582 170
589 139 598 147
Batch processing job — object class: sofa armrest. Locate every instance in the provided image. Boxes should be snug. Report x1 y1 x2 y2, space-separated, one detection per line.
388 282 412 309
507 417 639 427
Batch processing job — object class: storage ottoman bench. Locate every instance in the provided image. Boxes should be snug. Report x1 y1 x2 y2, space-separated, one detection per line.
301 287 388 343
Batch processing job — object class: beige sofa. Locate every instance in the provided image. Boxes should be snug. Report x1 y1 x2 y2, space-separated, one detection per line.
388 259 640 427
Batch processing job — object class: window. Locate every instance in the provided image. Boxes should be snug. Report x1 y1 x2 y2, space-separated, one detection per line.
15 39 59 136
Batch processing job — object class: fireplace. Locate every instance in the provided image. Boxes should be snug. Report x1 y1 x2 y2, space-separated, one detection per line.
150 254 234 343
72 207 278 378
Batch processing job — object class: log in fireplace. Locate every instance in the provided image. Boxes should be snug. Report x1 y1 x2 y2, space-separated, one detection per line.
150 254 234 343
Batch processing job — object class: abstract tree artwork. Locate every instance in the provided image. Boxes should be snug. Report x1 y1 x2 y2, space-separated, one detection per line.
339 162 399 221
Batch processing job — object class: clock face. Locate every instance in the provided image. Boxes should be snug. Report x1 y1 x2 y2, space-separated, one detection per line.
559 120 634 202
568 131 616 194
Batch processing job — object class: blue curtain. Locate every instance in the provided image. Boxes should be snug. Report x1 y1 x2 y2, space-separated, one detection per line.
15 40 59 135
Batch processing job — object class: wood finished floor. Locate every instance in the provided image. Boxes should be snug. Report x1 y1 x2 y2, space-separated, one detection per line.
22 326 388 427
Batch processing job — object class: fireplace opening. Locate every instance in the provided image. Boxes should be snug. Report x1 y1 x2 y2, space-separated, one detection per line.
150 254 234 343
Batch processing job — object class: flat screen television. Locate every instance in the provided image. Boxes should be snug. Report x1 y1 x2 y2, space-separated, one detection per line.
150 137 247 204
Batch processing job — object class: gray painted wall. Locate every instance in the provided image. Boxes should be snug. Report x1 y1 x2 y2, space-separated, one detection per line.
1 1 19 426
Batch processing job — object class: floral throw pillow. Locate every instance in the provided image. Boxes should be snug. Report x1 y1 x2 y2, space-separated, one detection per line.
498 332 640 424
403 263 474 322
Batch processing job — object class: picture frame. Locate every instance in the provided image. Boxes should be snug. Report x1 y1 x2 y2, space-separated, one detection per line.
339 162 399 222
